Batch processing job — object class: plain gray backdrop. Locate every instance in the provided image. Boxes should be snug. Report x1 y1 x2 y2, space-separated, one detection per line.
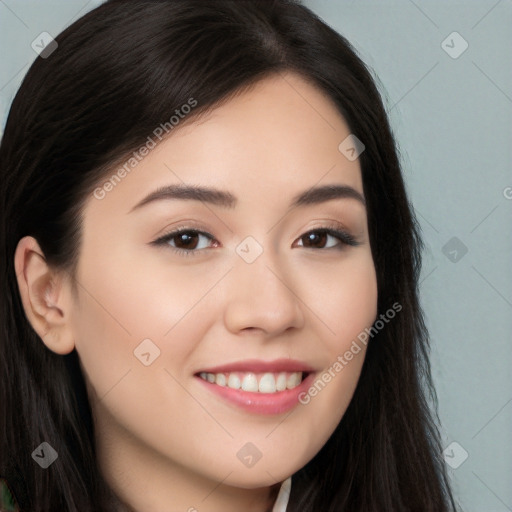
1 1 511 511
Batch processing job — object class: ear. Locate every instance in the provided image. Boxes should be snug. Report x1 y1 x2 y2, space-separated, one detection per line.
14 236 76 355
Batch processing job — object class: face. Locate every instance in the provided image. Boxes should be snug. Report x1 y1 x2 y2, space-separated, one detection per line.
68 72 377 490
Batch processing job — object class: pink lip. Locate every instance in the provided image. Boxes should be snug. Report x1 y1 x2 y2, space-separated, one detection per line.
195 358 316 374
195 371 316 415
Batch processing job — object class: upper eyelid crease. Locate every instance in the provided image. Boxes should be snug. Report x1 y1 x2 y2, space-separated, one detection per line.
128 183 366 213
152 224 361 253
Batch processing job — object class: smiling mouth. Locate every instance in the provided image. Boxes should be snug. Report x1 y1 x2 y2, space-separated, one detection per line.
196 371 308 394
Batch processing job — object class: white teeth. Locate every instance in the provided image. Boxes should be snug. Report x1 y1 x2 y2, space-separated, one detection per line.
241 373 259 392
258 373 276 393
215 373 226 386
287 372 301 389
199 371 304 393
276 372 287 391
227 373 241 390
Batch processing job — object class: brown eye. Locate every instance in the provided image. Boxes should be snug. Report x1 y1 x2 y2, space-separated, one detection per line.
172 232 200 250
295 227 360 250
152 229 216 255
301 231 329 249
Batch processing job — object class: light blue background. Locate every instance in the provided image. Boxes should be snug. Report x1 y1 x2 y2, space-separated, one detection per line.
1 1 511 510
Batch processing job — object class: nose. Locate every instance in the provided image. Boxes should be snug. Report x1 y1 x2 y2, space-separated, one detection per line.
222 249 305 337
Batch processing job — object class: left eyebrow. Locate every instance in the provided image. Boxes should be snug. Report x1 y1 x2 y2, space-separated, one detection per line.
128 183 365 214
291 184 366 208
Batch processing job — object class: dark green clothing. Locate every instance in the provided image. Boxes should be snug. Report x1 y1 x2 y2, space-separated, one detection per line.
0 479 19 512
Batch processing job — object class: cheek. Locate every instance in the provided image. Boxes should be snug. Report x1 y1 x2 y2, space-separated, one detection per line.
71 252 228 400
292 251 377 429
299 250 378 350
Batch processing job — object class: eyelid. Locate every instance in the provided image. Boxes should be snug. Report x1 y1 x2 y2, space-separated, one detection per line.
150 221 361 256
150 226 216 257
297 221 361 248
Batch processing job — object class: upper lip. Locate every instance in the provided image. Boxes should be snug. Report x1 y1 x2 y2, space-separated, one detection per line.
195 358 316 374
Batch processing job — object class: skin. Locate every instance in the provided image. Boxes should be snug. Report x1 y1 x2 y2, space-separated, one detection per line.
15 71 378 512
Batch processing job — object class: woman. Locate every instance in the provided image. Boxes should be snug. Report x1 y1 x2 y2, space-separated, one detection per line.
0 0 458 510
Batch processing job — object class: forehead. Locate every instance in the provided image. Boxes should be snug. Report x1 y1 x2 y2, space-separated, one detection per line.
84 71 363 221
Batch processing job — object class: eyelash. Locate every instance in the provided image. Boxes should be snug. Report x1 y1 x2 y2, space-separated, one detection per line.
151 223 361 257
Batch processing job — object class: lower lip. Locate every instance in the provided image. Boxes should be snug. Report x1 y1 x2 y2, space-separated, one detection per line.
195 372 316 415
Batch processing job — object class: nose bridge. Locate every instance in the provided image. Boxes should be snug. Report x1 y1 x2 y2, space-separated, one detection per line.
222 236 305 335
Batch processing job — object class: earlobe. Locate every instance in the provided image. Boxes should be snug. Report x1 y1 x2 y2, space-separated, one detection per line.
14 236 76 355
